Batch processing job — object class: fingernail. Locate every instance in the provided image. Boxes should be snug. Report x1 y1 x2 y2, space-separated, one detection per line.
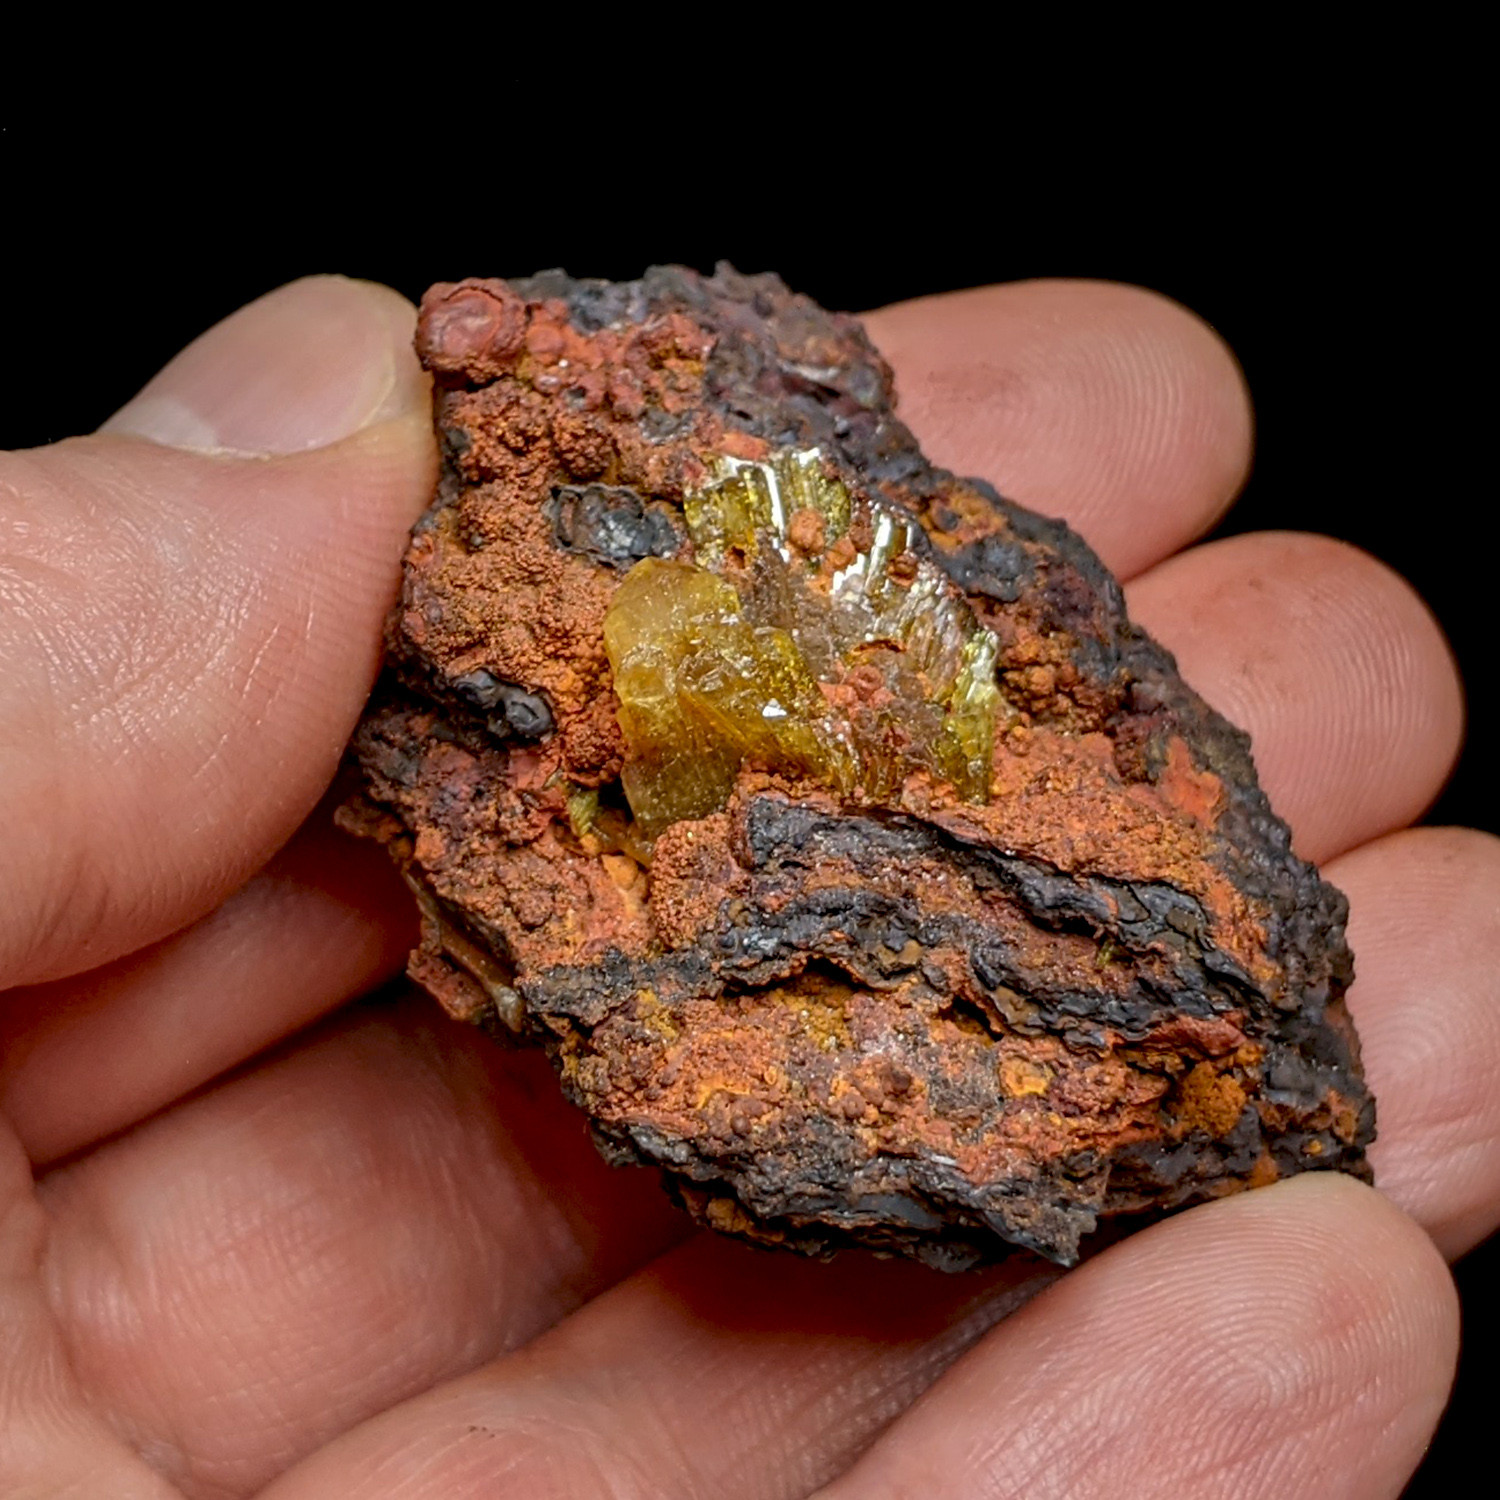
103 276 428 455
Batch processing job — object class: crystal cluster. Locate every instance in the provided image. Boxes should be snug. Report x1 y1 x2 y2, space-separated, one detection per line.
605 449 1003 837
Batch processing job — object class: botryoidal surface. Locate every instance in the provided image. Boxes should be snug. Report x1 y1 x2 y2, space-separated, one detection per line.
344 266 1372 1269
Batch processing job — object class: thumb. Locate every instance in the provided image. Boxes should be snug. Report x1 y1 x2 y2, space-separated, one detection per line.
0 276 436 989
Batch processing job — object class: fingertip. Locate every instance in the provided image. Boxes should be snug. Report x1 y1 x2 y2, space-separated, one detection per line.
1205 1171 1457 1324
822 1173 1456 1500
1200 1174 1460 1449
1126 530 1465 861
103 275 428 457
1054 1171 1457 1394
1330 826 1500 1258
1167 1176 1458 1497
862 279 1253 576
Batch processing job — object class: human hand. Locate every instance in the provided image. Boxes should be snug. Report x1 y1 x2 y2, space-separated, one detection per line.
0 276 1487 1498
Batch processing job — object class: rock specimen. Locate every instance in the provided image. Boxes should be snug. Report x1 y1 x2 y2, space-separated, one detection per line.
345 266 1373 1269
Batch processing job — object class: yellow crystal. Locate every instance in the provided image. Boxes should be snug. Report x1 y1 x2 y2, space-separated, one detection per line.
604 449 1006 837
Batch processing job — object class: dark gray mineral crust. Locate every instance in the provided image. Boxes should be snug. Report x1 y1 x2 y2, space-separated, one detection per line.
343 265 1373 1270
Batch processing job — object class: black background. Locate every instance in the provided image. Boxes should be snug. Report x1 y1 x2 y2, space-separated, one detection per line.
4 126 1489 1494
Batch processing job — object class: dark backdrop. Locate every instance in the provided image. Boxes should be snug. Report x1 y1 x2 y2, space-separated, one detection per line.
4 136 1488 1495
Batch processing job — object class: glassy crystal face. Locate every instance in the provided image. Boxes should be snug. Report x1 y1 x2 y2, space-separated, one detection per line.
604 449 1005 836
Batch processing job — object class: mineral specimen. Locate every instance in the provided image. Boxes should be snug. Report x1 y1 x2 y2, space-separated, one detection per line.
344 265 1372 1269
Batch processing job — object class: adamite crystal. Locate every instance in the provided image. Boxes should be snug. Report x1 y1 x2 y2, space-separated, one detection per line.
347 266 1373 1271
606 555 832 837
604 449 1004 836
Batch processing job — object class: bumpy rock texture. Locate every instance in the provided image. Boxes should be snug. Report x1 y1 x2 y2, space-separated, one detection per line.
345 266 1372 1269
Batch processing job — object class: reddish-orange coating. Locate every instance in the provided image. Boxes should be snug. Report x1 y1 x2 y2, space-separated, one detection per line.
347 266 1371 1269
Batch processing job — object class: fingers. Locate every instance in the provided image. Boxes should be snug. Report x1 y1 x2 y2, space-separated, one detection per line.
37 997 688 1499
869 288 1460 860
864 280 1252 577
0 806 416 1167
818 1177 1453 1500
36 834 1500 1496
253 1179 1452 1500
0 277 436 989
1329 827 1500 1259
257 1238 1057 1500
0 1123 183 1498
1126 531 1463 862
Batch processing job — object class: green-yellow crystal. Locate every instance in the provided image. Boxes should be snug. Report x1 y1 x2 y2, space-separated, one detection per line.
604 449 1005 837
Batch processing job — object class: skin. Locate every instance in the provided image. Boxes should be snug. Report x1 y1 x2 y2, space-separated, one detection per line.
0 274 1487 1499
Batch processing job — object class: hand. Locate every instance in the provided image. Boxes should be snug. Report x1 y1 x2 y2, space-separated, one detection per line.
0 276 1485 1499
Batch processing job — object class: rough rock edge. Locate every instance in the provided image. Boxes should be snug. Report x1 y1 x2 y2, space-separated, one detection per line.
347 264 1372 1269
